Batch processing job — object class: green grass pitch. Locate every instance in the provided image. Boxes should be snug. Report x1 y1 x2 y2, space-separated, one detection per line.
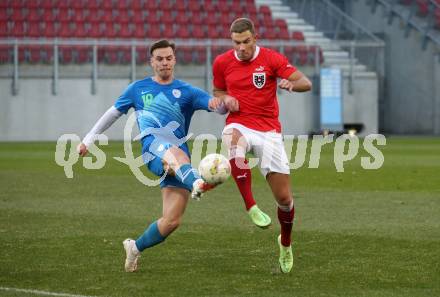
0 137 439 297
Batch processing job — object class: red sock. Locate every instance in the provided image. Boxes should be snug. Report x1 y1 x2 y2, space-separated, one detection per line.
278 203 295 247
229 158 256 210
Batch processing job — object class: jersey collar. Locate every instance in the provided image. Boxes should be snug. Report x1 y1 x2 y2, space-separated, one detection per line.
234 46 260 62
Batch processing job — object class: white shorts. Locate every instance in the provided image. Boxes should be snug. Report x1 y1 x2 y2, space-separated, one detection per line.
222 123 290 177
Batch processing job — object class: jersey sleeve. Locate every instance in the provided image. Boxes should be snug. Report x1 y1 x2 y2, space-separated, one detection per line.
271 51 297 79
190 86 212 111
212 56 227 90
114 82 135 114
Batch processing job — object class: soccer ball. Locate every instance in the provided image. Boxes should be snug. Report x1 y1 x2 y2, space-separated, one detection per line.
198 153 231 185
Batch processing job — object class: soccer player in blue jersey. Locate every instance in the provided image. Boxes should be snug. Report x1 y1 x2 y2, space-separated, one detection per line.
77 39 234 272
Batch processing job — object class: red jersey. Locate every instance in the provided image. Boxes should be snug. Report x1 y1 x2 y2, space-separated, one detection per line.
213 46 296 132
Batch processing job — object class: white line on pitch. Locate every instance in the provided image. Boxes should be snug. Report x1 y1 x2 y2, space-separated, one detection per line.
0 287 99 297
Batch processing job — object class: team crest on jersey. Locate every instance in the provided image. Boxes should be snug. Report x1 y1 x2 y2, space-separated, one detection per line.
172 89 181 98
253 72 266 89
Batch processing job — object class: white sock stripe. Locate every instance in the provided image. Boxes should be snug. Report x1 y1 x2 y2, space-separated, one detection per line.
277 200 294 212
228 145 246 160
0 287 98 297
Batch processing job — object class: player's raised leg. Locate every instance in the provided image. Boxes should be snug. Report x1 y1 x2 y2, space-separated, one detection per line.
267 172 294 273
223 128 271 228
161 146 215 199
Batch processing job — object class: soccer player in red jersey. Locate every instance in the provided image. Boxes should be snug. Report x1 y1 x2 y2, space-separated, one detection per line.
212 18 312 273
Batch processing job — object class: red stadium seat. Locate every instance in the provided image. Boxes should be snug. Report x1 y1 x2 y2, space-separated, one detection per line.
206 12 220 26
74 23 88 38
308 45 324 65
0 23 8 37
28 46 41 64
133 24 146 38
274 19 288 31
161 10 174 24
148 11 161 24
58 0 70 9
74 46 91 63
105 46 119 64
27 9 40 22
161 1 174 11
261 27 277 39
175 25 191 39
11 22 25 37
88 0 100 10
146 23 162 39
27 22 41 37
295 45 308 66
11 0 24 9
72 0 85 10
120 47 131 63
416 0 429 16
10 9 25 22
188 1 202 11
43 22 57 37
102 0 112 10
177 47 193 64
41 9 56 22
60 46 74 64
119 24 132 38
259 5 272 17
85 9 101 23
175 1 186 11
162 25 174 38
207 24 222 39
40 46 53 63
131 0 144 10
175 13 190 24
118 10 130 24
28 0 40 9
116 0 129 10
133 11 144 24
277 27 290 40
88 24 101 38
56 9 70 22
192 26 206 39
0 9 7 21
191 12 204 25
291 31 305 41
40 23 57 38
194 46 207 64
0 46 11 63
145 1 159 10
72 8 85 23
136 47 148 64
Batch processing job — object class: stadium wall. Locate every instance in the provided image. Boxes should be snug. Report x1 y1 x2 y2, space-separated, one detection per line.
348 0 440 134
0 66 378 140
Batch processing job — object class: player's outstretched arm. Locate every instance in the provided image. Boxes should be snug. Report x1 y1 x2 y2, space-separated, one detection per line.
279 70 312 92
77 106 123 156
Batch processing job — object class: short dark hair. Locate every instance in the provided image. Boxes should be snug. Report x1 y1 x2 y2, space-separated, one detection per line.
149 39 175 56
230 18 255 35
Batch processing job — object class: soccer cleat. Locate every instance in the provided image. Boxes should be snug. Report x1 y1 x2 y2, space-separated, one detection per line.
123 238 140 272
191 178 216 200
277 235 293 273
247 205 272 228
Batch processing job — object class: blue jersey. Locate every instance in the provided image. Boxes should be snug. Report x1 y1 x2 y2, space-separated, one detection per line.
114 77 212 190
114 77 211 142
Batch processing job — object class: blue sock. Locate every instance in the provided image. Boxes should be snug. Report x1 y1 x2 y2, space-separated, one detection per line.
135 220 166 252
174 163 200 190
